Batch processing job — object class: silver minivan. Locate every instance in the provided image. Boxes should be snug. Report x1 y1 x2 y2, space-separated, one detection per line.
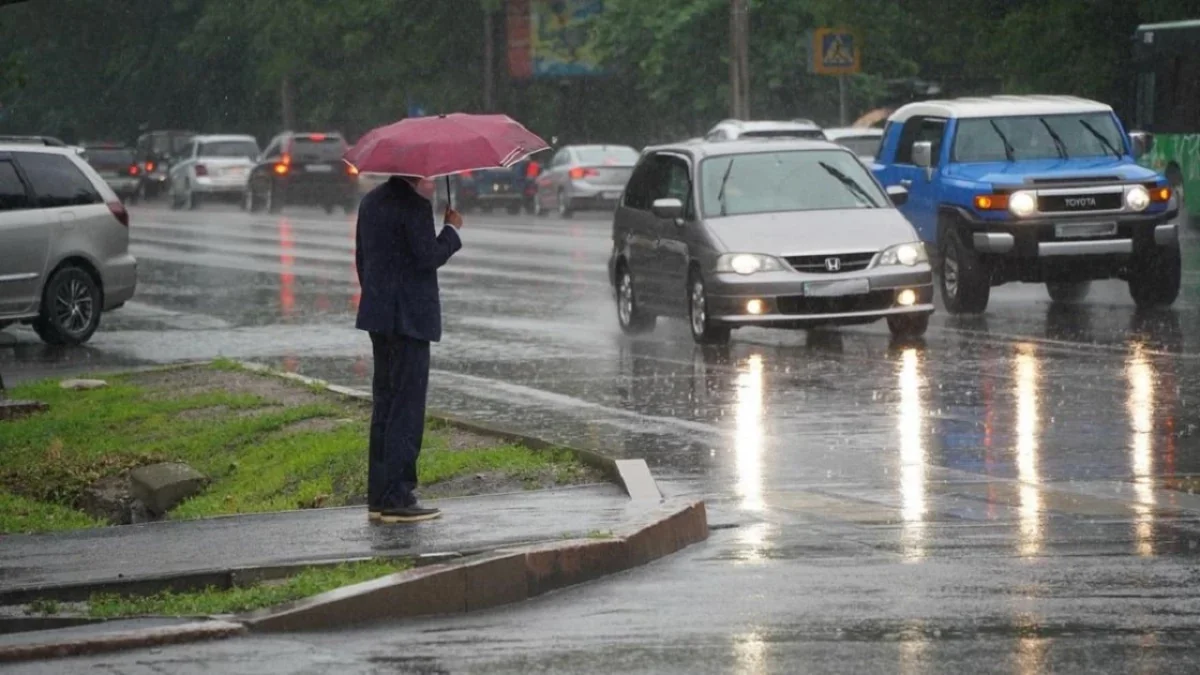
608 139 934 344
0 144 137 344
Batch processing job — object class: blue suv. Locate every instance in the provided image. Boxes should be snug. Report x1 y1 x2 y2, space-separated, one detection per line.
873 95 1179 313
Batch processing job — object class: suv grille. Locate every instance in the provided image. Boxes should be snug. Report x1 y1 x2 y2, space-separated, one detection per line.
1037 192 1123 213
777 290 894 315
785 252 875 274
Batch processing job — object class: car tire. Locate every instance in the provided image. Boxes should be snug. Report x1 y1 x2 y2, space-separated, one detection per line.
1046 281 1091 304
32 265 102 346
1128 242 1182 309
557 189 574 218
688 272 730 345
267 183 284 214
615 263 656 335
506 203 521 215
524 199 535 215
887 312 930 339
939 228 990 314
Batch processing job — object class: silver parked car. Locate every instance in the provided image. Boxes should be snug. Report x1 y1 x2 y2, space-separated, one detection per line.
704 118 827 142
169 134 259 210
533 144 639 217
822 127 884 161
607 139 934 344
0 143 137 344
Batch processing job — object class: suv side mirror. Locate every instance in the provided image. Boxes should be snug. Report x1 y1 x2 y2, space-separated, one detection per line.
651 197 684 220
886 185 909 206
911 141 933 168
1129 131 1154 159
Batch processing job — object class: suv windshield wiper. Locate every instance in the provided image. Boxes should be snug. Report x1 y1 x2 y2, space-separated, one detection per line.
989 121 1016 162
1078 119 1121 158
1038 117 1069 159
818 161 879 207
716 157 736 216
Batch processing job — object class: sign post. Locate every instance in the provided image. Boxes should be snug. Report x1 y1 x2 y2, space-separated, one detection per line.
811 28 861 126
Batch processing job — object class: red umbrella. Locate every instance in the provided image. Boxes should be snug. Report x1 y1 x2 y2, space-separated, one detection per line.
345 113 549 207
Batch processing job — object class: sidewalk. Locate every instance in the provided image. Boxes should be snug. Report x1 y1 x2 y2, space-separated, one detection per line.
0 483 639 598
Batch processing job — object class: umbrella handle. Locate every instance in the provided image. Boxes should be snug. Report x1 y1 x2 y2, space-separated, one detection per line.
445 175 452 212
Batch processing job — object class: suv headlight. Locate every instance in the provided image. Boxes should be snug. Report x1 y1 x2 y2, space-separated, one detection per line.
716 253 785 275
1008 190 1037 217
878 242 928 267
1125 185 1150 211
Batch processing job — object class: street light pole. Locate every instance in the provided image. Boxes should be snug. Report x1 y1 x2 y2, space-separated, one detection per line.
729 0 750 119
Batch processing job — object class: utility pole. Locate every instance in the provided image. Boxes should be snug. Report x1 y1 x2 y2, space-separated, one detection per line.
483 6 496 110
729 0 750 119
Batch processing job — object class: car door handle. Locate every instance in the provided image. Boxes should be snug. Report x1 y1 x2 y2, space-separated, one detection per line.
900 179 913 188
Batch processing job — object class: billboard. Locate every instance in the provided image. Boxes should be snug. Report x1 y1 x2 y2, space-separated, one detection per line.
509 0 605 79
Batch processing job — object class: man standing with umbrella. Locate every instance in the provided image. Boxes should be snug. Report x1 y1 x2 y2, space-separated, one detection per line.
346 113 548 524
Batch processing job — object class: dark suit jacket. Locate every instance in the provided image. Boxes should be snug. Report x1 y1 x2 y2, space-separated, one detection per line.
355 177 462 342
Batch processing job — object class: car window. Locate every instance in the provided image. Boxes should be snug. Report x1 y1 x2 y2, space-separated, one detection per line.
896 117 947 166
834 136 882 158
290 136 346 161
198 140 259 159
262 138 282 159
552 149 569 167
84 148 135 168
643 154 693 217
16 152 103 208
623 157 655 210
575 146 639 165
701 149 888 217
953 112 1125 162
0 160 31 211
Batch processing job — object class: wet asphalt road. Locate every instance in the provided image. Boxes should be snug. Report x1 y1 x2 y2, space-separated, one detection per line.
5 202 1200 673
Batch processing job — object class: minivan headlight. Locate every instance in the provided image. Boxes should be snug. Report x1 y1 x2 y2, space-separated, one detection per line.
878 243 928 267
716 253 785 275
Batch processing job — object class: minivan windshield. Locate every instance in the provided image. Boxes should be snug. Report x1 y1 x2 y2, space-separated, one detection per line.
701 149 887 217
199 140 259 159
953 112 1125 162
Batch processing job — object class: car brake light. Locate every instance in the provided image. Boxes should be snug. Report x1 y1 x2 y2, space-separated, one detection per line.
128 164 140 176
1148 185 1172 202
569 167 598 180
107 201 129 227
526 161 540 178
274 162 289 175
194 164 208 177
973 194 1009 210
346 162 359 176
309 134 327 141
145 161 156 172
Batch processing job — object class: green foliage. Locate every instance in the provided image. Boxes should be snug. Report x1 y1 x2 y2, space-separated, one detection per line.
87 558 413 618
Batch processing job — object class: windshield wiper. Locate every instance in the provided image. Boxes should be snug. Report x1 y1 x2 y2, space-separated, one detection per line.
716 157 735 216
1078 119 1121 158
818 161 879 207
1038 117 1069 159
989 121 1016 162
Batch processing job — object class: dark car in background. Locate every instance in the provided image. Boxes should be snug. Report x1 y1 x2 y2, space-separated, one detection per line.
244 132 358 214
455 158 539 214
534 144 639 217
81 142 141 203
135 130 195 200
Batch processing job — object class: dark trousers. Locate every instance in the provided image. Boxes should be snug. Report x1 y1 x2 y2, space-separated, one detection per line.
368 332 431 509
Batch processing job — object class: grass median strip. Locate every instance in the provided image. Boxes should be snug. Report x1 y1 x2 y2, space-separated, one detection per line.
85 558 414 618
0 362 599 534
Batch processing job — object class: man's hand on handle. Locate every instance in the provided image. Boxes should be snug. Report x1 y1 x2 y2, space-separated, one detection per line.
444 208 464 230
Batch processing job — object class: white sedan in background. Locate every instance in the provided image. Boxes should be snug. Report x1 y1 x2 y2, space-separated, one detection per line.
169 134 260 210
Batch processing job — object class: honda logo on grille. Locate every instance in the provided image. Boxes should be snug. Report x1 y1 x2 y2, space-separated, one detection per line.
825 257 842 272
1064 196 1098 208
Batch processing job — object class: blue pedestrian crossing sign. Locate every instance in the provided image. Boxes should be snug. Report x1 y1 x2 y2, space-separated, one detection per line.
812 28 860 75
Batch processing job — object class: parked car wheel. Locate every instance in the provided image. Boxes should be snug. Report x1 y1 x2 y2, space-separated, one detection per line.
615 263 656 335
244 186 264 213
1128 242 1182 309
939 228 990 314
887 313 930 339
688 272 730 345
1046 281 1091 304
557 189 574 218
33 265 102 346
267 183 284 214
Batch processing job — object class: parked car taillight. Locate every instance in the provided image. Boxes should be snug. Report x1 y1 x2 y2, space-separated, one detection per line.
145 161 156 172
194 164 208 177
346 162 359 177
569 167 598 180
107 201 129 226
128 164 140 176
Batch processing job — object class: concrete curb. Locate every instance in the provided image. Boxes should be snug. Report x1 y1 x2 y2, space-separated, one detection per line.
0 620 246 664
241 498 707 632
234 361 661 500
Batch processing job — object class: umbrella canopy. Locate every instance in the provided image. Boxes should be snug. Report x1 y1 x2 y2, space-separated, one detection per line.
345 113 549 178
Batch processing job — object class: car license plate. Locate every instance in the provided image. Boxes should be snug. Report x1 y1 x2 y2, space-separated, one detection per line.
493 183 507 192
305 164 333 173
804 278 870 297
1055 222 1117 239
224 166 247 176
604 191 622 200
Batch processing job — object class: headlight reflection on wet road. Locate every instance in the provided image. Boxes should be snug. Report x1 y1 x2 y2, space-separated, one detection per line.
1126 341 1156 557
1015 344 1042 558
897 347 927 560
735 353 766 513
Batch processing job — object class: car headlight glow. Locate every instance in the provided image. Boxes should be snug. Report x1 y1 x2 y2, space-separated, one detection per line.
1008 190 1037 217
716 253 784 275
878 242 928 267
1125 185 1151 212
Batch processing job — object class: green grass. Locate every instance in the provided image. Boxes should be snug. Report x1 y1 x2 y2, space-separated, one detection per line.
0 363 589 533
87 558 412 618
